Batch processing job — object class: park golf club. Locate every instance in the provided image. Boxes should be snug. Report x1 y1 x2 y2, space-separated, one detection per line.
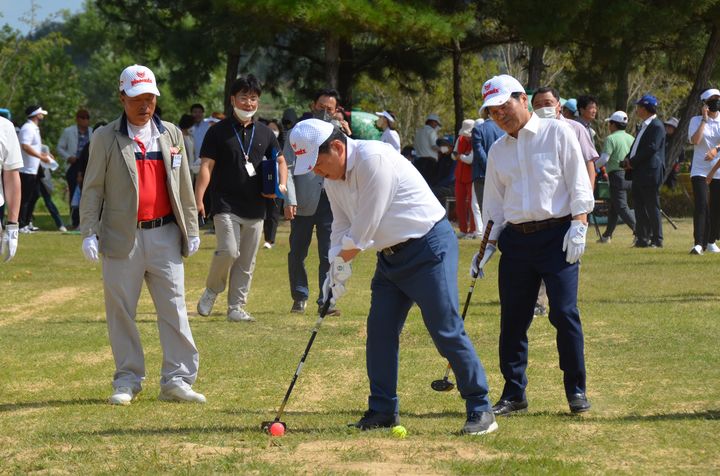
431 220 494 392
261 291 334 434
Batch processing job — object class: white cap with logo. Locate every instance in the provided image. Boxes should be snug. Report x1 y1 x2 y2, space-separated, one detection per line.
604 111 628 124
479 74 525 111
288 119 335 176
119 64 161 97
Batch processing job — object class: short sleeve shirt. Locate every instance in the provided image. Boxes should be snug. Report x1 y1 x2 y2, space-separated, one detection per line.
603 130 635 173
18 120 42 174
688 115 720 178
200 117 280 219
1 117 23 207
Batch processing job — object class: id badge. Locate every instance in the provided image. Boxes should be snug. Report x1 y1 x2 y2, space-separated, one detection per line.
172 154 182 168
245 160 257 177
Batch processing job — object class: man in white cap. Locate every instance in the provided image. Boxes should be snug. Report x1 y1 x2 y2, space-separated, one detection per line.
17 105 53 233
1 115 22 261
80 64 204 405
413 113 442 183
375 110 401 152
288 118 497 436
596 111 636 243
473 74 594 416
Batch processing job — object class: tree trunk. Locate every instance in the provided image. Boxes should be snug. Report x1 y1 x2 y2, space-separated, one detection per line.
223 51 240 117
527 45 545 90
325 32 340 89
665 22 720 179
452 38 463 136
338 39 354 111
614 42 632 111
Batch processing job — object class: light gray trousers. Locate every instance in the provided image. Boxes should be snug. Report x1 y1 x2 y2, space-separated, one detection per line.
102 223 199 392
205 212 263 308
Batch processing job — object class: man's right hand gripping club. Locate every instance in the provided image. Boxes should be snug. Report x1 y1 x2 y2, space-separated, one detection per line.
322 255 352 306
82 235 99 262
469 243 497 279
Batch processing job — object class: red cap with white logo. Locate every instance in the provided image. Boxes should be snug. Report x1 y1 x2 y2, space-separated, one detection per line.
479 74 525 111
288 119 335 176
119 64 161 97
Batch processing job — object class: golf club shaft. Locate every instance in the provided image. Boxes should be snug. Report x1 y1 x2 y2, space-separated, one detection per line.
272 294 334 423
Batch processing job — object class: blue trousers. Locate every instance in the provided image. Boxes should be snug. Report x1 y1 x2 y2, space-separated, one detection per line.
497 223 586 400
288 191 333 305
367 218 492 415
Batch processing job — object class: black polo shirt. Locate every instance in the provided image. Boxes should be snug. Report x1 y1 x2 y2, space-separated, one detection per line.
200 116 280 219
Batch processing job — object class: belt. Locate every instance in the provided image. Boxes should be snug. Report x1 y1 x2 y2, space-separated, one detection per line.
508 215 571 234
137 214 175 229
381 237 418 256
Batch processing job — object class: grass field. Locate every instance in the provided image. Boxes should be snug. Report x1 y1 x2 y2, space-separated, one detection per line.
1 212 719 475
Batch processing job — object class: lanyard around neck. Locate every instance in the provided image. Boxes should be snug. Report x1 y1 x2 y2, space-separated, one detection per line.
233 123 255 162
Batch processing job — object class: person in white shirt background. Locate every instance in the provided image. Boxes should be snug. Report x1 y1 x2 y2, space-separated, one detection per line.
687 88 720 255
17 105 53 233
288 118 498 436
375 110 401 152
474 74 594 416
412 113 442 183
1 116 22 261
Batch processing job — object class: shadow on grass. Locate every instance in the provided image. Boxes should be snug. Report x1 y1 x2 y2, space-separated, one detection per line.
504 409 720 421
0 398 107 412
617 409 720 421
589 293 720 305
223 408 466 419
70 424 340 437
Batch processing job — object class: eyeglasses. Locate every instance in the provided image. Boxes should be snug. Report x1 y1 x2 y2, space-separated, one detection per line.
236 95 259 105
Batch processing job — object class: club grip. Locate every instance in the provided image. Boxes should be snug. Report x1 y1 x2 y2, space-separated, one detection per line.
476 220 494 261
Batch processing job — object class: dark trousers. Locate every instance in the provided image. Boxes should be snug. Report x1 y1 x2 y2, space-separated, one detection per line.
632 181 663 246
66 164 79 227
36 178 65 228
603 170 636 237
497 223 586 400
691 176 720 247
263 198 281 244
367 218 492 414
19 172 39 228
287 191 332 305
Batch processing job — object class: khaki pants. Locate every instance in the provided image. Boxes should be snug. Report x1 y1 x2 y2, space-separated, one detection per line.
102 223 199 392
205 212 263 308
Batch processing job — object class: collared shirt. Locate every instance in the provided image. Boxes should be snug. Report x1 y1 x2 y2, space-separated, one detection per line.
688 114 720 178
413 124 438 158
602 130 635 173
18 120 42 175
1 117 23 207
559 115 598 163
629 115 656 159
380 128 401 152
483 113 595 241
325 138 445 257
76 129 90 158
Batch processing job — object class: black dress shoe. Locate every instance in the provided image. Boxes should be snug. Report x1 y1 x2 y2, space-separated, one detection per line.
633 241 650 248
568 393 591 413
349 409 399 430
492 398 528 416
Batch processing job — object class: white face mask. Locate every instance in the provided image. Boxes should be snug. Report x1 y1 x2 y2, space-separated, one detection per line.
535 106 558 119
272 130 280 138
233 106 257 121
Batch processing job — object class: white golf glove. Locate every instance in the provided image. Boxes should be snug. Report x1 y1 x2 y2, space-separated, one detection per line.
322 256 352 304
1 223 19 262
470 243 496 279
188 236 200 256
562 220 588 264
82 235 99 262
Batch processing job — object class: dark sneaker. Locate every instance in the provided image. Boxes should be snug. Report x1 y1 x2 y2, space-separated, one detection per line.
462 411 499 435
492 398 529 416
349 409 399 430
319 303 341 317
291 300 307 314
568 393 591 413
597 235 611 244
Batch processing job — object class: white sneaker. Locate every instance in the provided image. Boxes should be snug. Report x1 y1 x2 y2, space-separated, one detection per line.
158 383 206 403
706 243 720 253
197 288 217 316
690 245 704 255
19 226 34 234
58 226 67 232
228 306 255 322
109 386 136 405
28 222 40 231
263 242 273 249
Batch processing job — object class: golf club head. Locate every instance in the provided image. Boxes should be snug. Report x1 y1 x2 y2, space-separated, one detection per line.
430 379 455 392
260 420 287 432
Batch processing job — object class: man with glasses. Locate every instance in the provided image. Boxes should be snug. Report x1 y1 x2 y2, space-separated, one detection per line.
195 74 287 322
57 109 93 229
473 75 595 415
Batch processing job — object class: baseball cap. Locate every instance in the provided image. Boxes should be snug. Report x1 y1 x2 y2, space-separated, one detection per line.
25 105 48 117
562 98 578 114
426 113 442 125
376 110 396 123
479 74 525 111
636 94 658 108
701 88 720 101
288 119 335 176
119 64 161 97
664 117 679 128
604 111 628 124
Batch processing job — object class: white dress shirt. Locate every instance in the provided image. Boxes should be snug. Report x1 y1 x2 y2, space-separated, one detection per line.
483 113 595 241
1 117 23 207
18 120 42 175
629 114 656 159
413 124 438 158
380 128 401 152
325 138 446 259
688 114 720 178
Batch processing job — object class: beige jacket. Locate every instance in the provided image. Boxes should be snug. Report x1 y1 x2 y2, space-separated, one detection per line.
80 114 199 259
